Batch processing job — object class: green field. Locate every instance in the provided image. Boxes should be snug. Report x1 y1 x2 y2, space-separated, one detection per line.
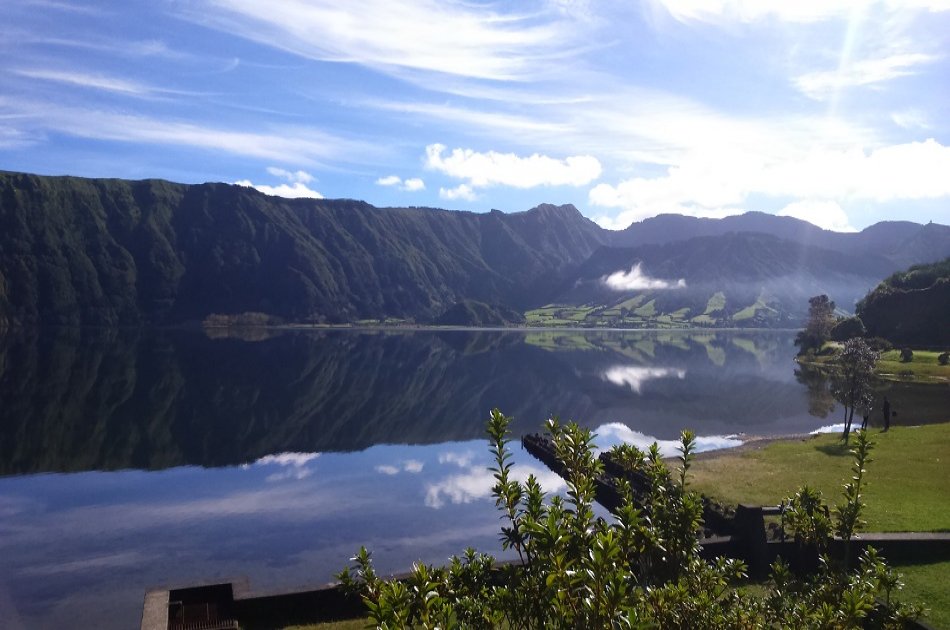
801 345 950 384
878 349 950 382
690 424 950 627
690 424 950 532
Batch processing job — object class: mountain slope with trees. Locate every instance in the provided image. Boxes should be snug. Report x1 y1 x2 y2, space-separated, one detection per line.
0 172 603 326
1 170 948 328
856 257 950 345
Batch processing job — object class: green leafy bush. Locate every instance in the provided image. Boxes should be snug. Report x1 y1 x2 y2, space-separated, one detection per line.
339 411 919 629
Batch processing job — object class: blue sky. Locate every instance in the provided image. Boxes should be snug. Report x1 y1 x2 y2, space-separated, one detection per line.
2 0 949 231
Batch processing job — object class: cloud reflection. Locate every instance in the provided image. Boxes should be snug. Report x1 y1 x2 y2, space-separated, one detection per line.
602 365 686 393
252 451 321 482
595 423 741 457
424 453 566 509
374 459 425 475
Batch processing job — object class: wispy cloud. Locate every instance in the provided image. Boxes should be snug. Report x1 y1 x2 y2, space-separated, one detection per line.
182 0 577 82
602 264 686 291
794 53 940 100
12 68 191 98
651 0 950 25
0 98 374 165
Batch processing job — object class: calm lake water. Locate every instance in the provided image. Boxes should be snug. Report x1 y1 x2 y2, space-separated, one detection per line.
0 328 944 629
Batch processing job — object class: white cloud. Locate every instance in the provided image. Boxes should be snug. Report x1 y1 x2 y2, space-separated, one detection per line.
652 0 950 25
402 177 425 192
603 264 686 292
374 464 400 475
439 184 477 202
890 109 930 130
590 139 950 227
794 53 940 100
778 200 856 232
267 166 314 184
183 0 575 82
426 144 602 189
234 179 323 199
375 174 426 191
403 459 424 473
376 175 401 186
602 365 686 393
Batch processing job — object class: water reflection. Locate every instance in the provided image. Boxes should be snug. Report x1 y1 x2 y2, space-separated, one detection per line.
2 327 826 475
1 327 945 629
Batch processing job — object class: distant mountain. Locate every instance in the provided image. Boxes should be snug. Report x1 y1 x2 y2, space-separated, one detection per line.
857 257 950 345
547 233 898 327
1 170 948 328
611 211 942 262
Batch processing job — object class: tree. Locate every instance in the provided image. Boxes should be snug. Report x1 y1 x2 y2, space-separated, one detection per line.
795 295 836 355
339 410 919 628
831 338 880 441
830 316 865 342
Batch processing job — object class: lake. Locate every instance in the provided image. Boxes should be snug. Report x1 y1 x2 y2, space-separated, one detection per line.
0 327 942 629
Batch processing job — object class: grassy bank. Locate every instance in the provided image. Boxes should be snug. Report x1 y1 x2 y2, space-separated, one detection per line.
690 424 950 532
691 423 950 627
798 344 950 384
877 349 950 382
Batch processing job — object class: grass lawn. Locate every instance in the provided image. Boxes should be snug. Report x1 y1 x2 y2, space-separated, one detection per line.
690 424 950 532
878 349 950 382
896 560 950 629
801 345 950 384
691 424 950 627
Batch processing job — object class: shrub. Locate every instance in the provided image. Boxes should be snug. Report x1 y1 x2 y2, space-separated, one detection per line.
339 411 920 629
900 347 914 362
866 337 893 352
938 352 949 366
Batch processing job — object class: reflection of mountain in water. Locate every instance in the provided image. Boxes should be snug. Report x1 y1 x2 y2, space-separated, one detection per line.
2 328 825 475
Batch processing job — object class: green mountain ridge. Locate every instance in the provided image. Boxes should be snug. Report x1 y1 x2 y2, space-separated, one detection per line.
1 170 948 328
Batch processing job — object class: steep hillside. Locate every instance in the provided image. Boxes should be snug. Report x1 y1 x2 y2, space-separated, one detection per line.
1 170 947 328
857 258 950 345
0 171 603 326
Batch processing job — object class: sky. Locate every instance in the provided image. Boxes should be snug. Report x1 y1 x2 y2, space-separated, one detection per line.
2 0 949 232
